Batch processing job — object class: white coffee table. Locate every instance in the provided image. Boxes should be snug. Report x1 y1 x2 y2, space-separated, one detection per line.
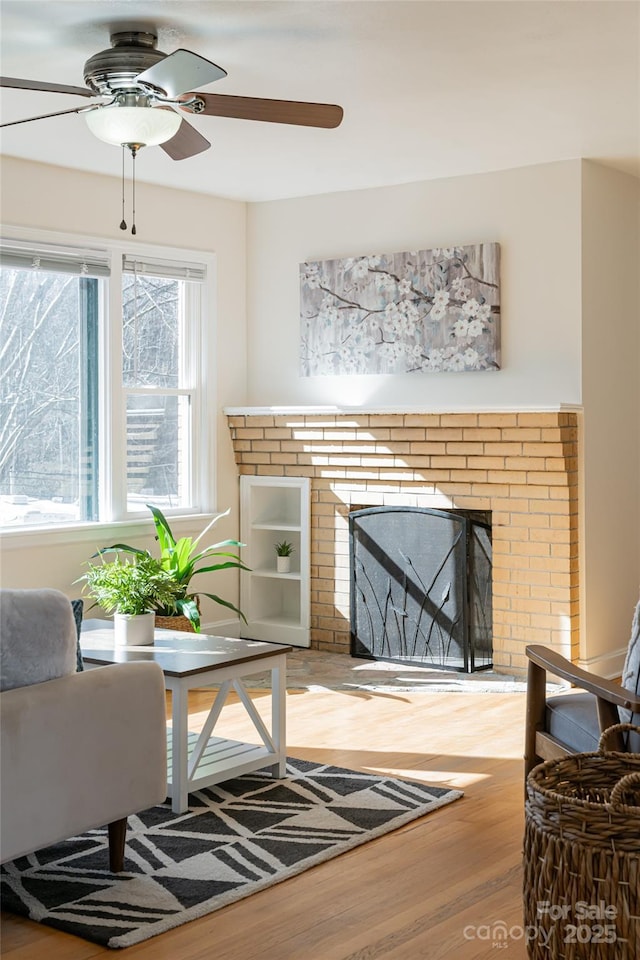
81 623 291 813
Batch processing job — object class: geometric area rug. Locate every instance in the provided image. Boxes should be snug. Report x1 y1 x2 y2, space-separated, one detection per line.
0 758 463 950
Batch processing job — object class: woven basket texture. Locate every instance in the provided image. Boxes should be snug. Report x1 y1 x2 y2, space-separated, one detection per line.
524 725 640 959
154 615 196 633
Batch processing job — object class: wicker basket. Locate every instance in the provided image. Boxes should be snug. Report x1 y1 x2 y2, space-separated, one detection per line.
524 724 640 959
154 614 196 633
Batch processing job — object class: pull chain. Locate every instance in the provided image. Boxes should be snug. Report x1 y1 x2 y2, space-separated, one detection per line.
119 145 127 231
119 144 140 235
131 146 137 236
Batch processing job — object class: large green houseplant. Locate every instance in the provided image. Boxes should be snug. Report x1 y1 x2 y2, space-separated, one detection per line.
96 505 249 632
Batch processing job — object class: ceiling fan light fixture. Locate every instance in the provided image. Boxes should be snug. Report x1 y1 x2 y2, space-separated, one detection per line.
85 105 181 147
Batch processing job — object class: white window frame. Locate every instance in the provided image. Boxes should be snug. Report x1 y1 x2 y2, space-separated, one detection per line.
0 225 216 542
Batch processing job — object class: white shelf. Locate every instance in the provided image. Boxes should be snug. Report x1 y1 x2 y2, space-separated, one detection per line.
243 617 308 646
252 568 302 581
240 476 311 648
251 521 301 532
166 732 281 797
249 614 303 628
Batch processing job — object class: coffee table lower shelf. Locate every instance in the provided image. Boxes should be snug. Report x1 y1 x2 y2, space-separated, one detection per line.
167 729 284 801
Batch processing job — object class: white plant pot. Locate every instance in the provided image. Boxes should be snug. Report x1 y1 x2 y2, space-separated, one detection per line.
276 556 291 574
114 611 155 646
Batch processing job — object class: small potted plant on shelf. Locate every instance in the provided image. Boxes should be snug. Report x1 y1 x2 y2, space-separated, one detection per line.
78 554 182 646
275 539 294 574
94 505 249 632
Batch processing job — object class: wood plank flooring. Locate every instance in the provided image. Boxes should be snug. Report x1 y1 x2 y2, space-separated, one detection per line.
1 686 528 959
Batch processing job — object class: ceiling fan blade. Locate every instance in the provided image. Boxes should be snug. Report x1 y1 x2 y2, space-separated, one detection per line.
0 76 94 97
0 104 96 129
136 50 226 99
159 117 211 160
185 93 343 129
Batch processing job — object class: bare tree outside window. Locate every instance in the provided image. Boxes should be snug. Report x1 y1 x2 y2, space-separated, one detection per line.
0 268 85 525
0 253 202 528
122 272 192 511
122 274 179 388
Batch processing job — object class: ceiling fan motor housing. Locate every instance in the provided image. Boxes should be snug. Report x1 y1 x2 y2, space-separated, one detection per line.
83 32 168 96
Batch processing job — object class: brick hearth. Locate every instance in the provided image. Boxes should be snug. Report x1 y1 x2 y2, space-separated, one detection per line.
227 410 579 675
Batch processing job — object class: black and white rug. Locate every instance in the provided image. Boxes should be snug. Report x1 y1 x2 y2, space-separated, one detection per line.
1 758 462 949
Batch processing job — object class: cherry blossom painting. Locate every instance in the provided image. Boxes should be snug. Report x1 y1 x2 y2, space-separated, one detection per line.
300 242 500 376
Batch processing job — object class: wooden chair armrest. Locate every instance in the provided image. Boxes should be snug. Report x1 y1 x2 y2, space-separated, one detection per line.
526 644 640 711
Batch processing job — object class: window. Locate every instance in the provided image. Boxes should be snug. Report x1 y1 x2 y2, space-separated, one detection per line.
0 237 210 529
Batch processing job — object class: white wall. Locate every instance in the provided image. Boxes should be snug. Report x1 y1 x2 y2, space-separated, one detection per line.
580 161 640 669
246 160 583 409
0 157 248 628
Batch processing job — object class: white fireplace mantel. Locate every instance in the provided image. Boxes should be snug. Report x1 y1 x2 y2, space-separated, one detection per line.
224 403 583 416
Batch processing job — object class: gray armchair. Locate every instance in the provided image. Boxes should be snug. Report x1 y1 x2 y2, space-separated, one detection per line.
0 588 167 871
525 600 640 777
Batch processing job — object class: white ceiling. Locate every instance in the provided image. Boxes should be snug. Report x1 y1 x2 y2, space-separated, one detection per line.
0 1 638 202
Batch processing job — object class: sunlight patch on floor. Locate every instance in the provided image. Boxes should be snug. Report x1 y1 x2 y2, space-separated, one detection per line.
366 767 489 788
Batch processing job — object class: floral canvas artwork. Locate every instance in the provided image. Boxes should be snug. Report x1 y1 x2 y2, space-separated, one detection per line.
300 242 500 376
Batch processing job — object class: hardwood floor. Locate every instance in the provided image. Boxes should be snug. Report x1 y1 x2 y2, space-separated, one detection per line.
1 686 529 959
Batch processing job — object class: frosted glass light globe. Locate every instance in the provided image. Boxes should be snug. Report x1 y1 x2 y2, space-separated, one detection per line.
86 106 181 146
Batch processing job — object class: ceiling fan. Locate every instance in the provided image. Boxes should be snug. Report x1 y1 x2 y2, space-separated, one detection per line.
0 29 344 160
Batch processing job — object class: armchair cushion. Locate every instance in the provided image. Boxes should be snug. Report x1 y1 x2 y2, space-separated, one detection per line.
545 691 601 754
0 589 77 692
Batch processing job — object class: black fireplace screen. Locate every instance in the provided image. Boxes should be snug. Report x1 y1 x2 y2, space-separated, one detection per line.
349 507 492 672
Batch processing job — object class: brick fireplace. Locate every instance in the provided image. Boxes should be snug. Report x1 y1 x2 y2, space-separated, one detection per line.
226 410 579 675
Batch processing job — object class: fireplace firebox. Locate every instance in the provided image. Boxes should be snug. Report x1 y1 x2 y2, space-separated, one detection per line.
349 507 492 672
